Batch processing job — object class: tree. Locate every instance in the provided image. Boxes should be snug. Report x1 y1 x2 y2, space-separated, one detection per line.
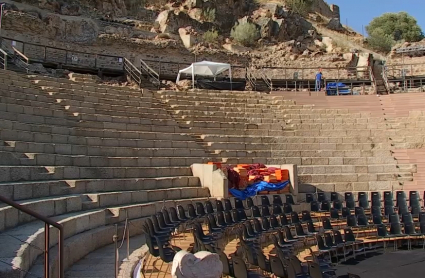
366 12 423 52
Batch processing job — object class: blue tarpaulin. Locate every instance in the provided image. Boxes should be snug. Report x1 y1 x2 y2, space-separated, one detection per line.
229 180 290 200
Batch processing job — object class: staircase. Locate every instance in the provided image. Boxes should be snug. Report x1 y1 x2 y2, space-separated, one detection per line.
371 61 390 95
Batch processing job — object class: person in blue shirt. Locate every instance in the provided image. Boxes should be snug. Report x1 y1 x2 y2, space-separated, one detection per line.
315 70 323 91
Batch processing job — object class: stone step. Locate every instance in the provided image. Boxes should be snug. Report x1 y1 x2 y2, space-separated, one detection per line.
0 186 208 231
0 150 209 167
298 181 402 194
297 164 414 175
0 139 205 156
157 89 287 99
215 156 400 166
0 123 198 144
298 172 406 184
26 196 211 278
199 134 388 144
0 176 200 201
213 149 393 159
0 166 194 182
159 95 295 105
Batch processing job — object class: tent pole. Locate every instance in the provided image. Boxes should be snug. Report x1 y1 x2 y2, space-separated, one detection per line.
192 65 195 89
229 67 232 91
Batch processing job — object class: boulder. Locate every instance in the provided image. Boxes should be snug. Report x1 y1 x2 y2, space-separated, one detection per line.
154 10 214 34
222 43 250 53
178 27 196 48
321 37 335 53
327 18 343 31
254 17 273 39
261 3 286 18
60 3 81 16
185 0 204 9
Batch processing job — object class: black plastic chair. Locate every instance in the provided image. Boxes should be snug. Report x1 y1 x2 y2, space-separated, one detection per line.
187 204 199 219
261 195 271 207
273 195 284 206
396 191 407 208
330 208 340 220
195 202 206 217
283 203 293 214
384 191 393 207
162 208 180 227
357 214 370 227
372 214 383 225
307 220 319 236
237 208 248 222
246 197 255 208
251 206 261 218
384 205 395 216
389 213 400 224
290 211 300 224
333 230 345 246
345 192 355 209
318 192 327 202
302 210 313 222
310 201 320 212
269 255 286 278
269 215 282 230
402 212 413 224
320 200 331 212
324 232 337 249
207 214 223 234
168 207 183 223
260 205 271 217
371 206 381 216
331 192 339 201
224 210 237 226
283 226 299 242
216 211 228 229
346 215 357 228
371 192 381 208
253 218 267 233
146 218 170 240
279 213 290 226
234 198 246 210
216 200 225 212
341 207 351 218
155 236 177 264
231 209 241 224
156 212 175 230
232 255 248 278
223 198 233 211
389 222 406 238
306 193 314 203
419 212 425 223
358 192 369 209
218 251 234 277
316 234 332 255
398 204 409 215
411 205 421 216
272 204 283 215
255 248 272 274
354 207 365 217
322 217 333 231
204 201 215 214
176 205 190 221
274 231 294 249
241 223 257 242
410 191 420 208
294 223 308 238
286 195 295 205
333 200 343 210
344 228 364 247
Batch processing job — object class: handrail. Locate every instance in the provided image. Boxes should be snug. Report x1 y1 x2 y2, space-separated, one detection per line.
369 66 377 94
381 67 390 94
123 58 142 87
0 195 64 278
12 46 29 63
140 58 160 88
0 47 7 70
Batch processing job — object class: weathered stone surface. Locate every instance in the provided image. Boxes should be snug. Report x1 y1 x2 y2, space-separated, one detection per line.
327 18 343 31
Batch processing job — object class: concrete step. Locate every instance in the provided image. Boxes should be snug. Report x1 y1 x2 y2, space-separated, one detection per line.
0 176 200 201
0 165 194 182
298 181 402 194
0 150 209 167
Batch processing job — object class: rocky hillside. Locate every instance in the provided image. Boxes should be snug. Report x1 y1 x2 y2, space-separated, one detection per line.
1 0 377 72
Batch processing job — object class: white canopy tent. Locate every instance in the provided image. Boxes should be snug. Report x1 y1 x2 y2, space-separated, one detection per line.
175 61 232 89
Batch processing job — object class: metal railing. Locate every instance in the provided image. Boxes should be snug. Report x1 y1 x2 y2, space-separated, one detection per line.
123 58 142 87
381 67 390 93
259 69 272 91
140 58 160 88
0 195 64 278
0 47 7 69
1 36 124 72
369 66 377 94
245 68 257 90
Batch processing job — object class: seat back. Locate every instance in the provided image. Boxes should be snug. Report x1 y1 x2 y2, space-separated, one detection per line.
290 211 300 224
284 226 295 240
223 198 233 211
234 198 245 210
384 191 393 206
318 192 326 202
333 230 344 245
273 194 283 205
333 199 342 210
342 207 351 218
302 210 312 222
330 208 340 219
371 206 381 216
307 220 317 233
354 207 365 216
286 194 295 205
246 197 255 208
261 217 271 230
261 195 271 206
346 215 357 227
169 207 181 222
310 201 320 212
372 214 382 225
331 192 338 201
309 262 324 278
215 200 225 212
187 204 198 219
321 200 331 211
401 213 413 224
195 202 206 216
237 209 248 221
283 203 293 213
205 201 214 214
270 215 280 229
322 217 333 229
389 213 400 224
324 233 334 247
251 206 261 218
279 214 289 226
218 251 232 276
306 193 314 203
224 210 235 225
216 211 227 227
316 234 327 250
404 222 417 235
177 205 188 220
390 222 403 235
269 255 286 277
295 223 305 236
260 205 271 217
357 214 369 226
384 205 394 216
371 192 381 208
272 204 283 215
232 256 248 278
396 191 407 207
409 191 420 207
255 248 270 272
344 228 357 242
377 224 388 237
358 192 369 209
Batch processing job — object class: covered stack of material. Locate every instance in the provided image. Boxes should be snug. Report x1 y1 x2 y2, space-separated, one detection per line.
171 250 223 278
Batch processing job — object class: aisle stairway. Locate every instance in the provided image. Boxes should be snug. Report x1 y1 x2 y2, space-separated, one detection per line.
0 69 211 278
154 90 416 196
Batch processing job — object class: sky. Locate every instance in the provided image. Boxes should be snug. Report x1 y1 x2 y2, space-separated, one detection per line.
330 0 425 36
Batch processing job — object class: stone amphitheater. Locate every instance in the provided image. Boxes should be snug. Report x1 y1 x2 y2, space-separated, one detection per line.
2 66 425 278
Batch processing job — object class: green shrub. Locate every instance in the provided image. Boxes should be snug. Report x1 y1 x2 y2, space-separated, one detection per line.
202 8 216 22
286 0 313 16
230 22 260 46
203 29 219 43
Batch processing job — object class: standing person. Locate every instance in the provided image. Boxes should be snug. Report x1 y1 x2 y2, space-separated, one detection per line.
315 69 323 92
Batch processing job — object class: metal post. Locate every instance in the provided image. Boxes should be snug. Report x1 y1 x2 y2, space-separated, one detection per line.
0 3 5 38
113 225 119 278
45 222 50 278
59 229 64 278
123 212 130 262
